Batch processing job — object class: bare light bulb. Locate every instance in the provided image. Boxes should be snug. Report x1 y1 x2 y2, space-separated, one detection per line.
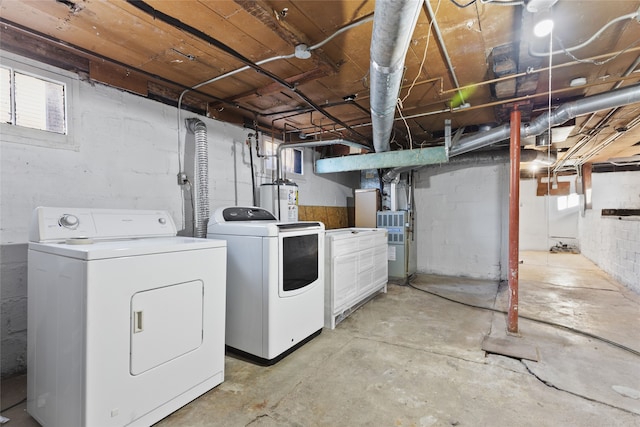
534 17 554 37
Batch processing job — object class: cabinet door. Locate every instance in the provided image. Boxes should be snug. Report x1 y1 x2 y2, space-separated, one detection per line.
372 244 389 287
332 253 359 312
130 280 203 375
356 248 375 294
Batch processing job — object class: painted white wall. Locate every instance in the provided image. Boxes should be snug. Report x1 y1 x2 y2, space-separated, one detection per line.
519 177 579 251
413 161 509 281
579 170 640 293
0 51 357 376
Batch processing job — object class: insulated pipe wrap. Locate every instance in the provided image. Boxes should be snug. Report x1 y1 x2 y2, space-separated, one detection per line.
370 0 423 153
187 118 209 238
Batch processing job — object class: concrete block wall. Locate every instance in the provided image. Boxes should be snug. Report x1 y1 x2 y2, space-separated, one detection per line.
579 170 640 293
0 51 357 377
519 177 579 251
0 244 28 377
413 161 509 281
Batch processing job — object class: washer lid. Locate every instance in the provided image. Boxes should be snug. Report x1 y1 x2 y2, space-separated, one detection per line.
28 236 226 260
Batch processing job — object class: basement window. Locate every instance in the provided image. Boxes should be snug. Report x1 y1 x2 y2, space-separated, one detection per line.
0 51 78 150
557 193 579 211
263 140 303 175
1 67 66 133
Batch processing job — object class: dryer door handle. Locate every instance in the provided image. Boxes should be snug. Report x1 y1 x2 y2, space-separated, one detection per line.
134 310 144 333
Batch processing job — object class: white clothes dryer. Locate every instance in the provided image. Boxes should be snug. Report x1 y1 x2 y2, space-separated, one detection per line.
27 207 226 427
207 206 324 365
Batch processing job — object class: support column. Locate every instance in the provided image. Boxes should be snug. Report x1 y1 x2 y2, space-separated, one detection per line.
508 108 521 334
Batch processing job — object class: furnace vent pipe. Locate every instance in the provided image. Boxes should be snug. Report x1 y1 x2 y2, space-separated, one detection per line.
381 149 555 182
449 83 640 157
370 0 423 152
186 118 209 238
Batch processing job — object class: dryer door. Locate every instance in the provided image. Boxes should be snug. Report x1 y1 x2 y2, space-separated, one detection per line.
130 280 203 375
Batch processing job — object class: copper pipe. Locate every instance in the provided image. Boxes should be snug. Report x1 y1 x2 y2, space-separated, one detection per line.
508 107 521 334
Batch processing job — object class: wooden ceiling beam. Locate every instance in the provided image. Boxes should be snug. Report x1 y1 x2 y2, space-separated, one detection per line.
0 22 89 73
213 67 330 109
233 0 339 73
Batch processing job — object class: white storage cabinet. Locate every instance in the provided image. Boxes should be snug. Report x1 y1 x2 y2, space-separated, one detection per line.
324 228 388 328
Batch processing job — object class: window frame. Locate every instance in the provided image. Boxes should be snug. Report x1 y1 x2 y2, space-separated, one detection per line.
0 51 79 151
263 139 304 176
557 193 580 211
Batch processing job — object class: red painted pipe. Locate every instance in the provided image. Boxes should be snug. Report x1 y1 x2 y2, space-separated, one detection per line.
508 108 521 334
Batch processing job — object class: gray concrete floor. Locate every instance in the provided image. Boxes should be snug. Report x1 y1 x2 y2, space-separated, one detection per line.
2 251 639 426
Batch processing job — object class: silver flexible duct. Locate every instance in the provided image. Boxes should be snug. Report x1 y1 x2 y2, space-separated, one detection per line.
186 118 209 238
449 83 640 157
370 0 423 152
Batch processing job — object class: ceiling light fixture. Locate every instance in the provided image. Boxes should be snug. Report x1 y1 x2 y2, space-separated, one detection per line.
533 10 554 37
569 77 587 87
526 0 557 38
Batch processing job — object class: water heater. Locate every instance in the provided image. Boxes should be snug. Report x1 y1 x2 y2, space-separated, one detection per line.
259 180 299 222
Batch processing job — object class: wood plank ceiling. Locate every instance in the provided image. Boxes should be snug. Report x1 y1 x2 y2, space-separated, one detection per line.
1 0 640 168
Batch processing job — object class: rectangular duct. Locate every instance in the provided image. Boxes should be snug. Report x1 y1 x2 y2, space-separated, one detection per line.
315 147 447 173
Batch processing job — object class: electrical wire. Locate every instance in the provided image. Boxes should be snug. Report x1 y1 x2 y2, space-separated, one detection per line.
406 281 640 358
529 10 640 58
449 0 477 8
556 36 640 66
308 14 374 51
0 397 27 413
171 11 376 228
480 0 524 6
396 0 441 150
401 0 440 103
396 99 414 149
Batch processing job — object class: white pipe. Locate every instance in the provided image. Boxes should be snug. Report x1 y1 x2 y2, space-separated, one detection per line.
176 16 374 173
308 15 374 51
177 14 374 115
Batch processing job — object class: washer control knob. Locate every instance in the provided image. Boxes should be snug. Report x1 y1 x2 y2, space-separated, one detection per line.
158 217 167 225
59 214 79 229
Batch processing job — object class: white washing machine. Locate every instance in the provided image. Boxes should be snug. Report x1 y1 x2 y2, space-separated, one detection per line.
27 207 227 427
207 206 324 365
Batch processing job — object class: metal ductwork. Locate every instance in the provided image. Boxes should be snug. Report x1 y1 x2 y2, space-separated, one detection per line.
381 148 555 182
370 0 423 153
186 118 209 238
449 83 640 157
